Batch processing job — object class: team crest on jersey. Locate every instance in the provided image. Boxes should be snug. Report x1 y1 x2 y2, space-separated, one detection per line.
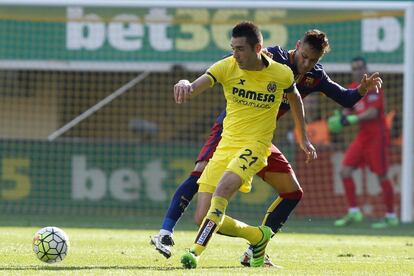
304 77 315 86
267 81 277 93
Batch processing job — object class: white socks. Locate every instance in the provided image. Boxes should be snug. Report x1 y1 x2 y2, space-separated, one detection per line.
159 229 172 236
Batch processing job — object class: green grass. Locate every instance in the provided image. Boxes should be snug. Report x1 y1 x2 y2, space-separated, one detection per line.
0 216 413 275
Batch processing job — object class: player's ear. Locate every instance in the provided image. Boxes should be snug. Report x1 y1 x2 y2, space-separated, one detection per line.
255 43 262 54
296 40 301 50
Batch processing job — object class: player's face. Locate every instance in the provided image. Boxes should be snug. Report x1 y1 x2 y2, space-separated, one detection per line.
294 41 323 75
231 37 259 70
351 60 367 82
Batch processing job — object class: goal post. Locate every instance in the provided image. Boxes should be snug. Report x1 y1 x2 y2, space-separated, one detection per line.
401 2 414 223
0 0 412 223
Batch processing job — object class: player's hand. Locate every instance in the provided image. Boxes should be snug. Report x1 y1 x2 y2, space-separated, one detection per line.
262 48 273 59
358 72 383 96
327 110 358 133
174 80 193 104
299 138 317 164
327 110 343 133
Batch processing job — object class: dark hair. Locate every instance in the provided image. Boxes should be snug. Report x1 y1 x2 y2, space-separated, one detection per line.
302 29 330 54
232 21 263 49
351 56 367 67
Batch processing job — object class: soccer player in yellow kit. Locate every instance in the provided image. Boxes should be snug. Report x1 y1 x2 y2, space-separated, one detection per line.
174 21 317 269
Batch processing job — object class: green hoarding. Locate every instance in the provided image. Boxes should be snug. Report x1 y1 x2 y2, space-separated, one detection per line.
0 6 405 65
0 140 277 215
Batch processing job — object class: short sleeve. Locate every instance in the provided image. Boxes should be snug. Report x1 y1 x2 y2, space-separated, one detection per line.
283 67 295 93
206 58 228 87
284 82 296 93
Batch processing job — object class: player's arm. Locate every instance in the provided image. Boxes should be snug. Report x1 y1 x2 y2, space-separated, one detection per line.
355 107 378 121
286 85 317 163
328 107 378 133
318 71 382 108
174 74 212 104
287 86 306 142
328 92 382 133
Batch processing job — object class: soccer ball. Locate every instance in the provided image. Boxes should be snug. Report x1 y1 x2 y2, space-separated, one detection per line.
32 226 69 263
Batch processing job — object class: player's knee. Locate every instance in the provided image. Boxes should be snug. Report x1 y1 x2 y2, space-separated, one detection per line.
289 179 301 192
265 172 300 193
296 188 304 200
280 188 303 200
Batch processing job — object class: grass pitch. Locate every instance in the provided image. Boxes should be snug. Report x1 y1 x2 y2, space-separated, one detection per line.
0 216 413 275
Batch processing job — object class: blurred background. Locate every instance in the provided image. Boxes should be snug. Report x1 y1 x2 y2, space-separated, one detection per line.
0 1 410 224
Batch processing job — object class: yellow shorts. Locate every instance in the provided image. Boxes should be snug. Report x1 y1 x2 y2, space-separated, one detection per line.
198 141 270 193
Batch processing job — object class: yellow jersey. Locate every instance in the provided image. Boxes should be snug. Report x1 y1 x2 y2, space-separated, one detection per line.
206 54 295 145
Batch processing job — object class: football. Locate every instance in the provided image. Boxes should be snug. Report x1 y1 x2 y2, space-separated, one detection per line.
32 226 69 263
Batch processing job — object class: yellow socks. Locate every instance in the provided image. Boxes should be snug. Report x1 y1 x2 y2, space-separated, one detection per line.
219 216 263 245
192 196 228 256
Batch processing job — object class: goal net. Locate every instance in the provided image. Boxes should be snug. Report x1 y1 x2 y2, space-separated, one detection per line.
0 1 412 223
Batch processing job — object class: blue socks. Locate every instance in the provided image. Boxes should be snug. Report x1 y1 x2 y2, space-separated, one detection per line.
262 189 303 234
161 173 200 232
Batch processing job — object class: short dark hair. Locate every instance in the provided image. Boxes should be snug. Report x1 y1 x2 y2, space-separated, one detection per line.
351 56 367 67
302 29 330 54
232 21 263 49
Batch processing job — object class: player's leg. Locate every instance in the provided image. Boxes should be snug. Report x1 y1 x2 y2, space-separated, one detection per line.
181 186 214 269
194 188 255 239
151 122 222 258
367 139 399 228
185 172 272 268
261 172 303 231
150 163 204 258
240 145 301 267
371 174 399 228
161 166 204 232
190 172 244 257
259 146 302 234
334 139 364 226
181 155 227 269
182 144 273 268
193 189 213 226
211 172 274 268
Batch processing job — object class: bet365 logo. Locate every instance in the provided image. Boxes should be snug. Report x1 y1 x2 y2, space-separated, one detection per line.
71 155 167 202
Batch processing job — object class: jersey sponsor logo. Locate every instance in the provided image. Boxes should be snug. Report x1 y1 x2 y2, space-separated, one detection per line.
232 97 271 109
232 87 275 102
267 81 277 93
195 219 217 246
